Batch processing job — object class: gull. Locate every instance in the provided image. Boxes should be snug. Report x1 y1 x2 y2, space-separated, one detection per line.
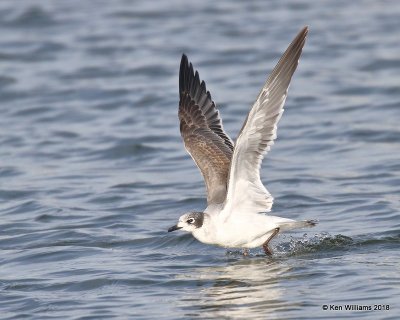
168 26 316 255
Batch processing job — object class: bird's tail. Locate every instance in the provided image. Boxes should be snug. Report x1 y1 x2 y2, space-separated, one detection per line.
277 219 317 231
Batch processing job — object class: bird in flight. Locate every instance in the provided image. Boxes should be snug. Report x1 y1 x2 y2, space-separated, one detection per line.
168 26 316 255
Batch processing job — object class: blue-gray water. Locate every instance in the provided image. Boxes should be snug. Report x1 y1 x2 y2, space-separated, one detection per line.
0 0 399 319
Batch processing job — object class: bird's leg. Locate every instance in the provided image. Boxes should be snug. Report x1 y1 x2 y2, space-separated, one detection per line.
262 228 280 256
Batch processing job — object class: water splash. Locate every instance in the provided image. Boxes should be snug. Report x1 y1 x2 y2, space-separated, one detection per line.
275 233 354 255
224 233 353 258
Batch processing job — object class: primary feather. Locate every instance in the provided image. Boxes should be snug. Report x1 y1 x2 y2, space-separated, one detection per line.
222 26 308 219
179 54 233 205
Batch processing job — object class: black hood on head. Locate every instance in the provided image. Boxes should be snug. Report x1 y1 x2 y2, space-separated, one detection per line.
187 212 204 228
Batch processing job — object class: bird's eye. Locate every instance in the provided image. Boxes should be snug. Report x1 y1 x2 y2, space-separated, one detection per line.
187 218 195 224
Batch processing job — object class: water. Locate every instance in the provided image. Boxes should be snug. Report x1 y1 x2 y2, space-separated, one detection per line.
0 0 399 319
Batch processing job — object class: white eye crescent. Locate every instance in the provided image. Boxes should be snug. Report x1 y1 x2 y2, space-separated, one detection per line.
187 218 195 224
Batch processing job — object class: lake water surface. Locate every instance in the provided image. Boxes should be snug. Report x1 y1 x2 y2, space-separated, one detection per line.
0 0 399 319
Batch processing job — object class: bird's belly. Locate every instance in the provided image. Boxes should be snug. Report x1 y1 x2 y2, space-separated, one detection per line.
215 216 277 248
215 227 274 248
193 213 279 248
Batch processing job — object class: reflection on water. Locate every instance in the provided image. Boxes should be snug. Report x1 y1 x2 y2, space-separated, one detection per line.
177 258 290 319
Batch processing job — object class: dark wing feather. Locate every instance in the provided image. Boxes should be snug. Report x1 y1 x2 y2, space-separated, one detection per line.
179 54 233 205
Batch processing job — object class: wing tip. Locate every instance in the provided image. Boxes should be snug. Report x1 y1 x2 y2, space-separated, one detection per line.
180 53 189 74
179 54 211 106
179 54 195 82
181 53 188 64
180 53 196 95
265 25 308 87
292 25 309 49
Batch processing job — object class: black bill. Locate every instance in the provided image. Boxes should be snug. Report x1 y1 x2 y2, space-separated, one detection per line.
168 225 182 232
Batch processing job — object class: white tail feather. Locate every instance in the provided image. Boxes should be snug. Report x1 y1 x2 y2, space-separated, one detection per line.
278 220 317 231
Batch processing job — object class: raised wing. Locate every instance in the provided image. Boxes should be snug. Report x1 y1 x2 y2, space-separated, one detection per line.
179 54 234 205
222 26 308 217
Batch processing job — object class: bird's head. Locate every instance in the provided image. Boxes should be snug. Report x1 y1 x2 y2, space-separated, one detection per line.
168 212 204 233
